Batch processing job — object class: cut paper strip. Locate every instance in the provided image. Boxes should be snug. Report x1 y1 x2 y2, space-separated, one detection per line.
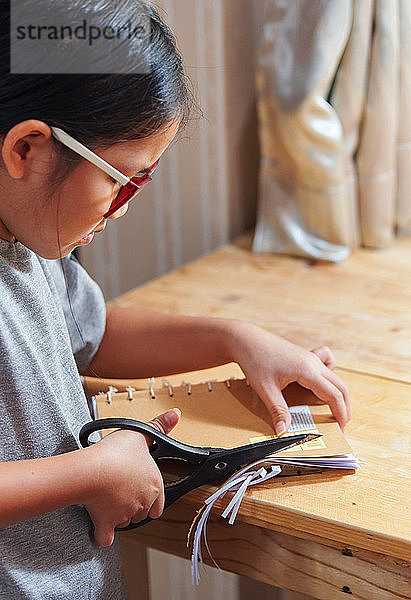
273 455 359 469
188 449 359 584
189 460 282 585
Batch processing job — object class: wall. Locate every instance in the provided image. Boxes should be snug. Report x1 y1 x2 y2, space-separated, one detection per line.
79 0 259 300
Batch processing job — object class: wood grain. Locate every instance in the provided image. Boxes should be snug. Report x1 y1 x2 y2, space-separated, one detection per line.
113 234 411 383
121 503 410 600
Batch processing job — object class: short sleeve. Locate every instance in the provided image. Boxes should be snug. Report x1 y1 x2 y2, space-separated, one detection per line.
41 254 106 373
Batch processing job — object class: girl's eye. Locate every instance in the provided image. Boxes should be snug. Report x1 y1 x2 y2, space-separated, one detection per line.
110 177 119 185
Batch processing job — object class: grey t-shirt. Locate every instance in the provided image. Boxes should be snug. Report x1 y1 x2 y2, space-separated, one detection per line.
0 240 127 600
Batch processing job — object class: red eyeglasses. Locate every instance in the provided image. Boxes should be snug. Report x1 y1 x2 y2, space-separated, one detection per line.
50 126 159 218
103 159 159 218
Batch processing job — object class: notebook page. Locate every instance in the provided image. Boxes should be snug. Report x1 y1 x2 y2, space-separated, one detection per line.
94 378 354 459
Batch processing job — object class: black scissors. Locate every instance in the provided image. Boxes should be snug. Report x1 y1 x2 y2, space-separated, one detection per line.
79 417 322 530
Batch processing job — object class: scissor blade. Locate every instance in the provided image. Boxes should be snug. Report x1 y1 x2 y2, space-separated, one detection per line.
210 433 322 474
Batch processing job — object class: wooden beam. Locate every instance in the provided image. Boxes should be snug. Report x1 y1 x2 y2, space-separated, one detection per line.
120 504 410 600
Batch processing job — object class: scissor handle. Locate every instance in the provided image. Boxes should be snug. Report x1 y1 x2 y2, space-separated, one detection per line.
79 417 209 463
79 417 214 532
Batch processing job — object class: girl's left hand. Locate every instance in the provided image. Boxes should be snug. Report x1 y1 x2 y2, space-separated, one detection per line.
227 322 351 435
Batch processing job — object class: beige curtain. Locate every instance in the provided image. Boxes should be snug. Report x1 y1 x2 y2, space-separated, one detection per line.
253 0 411 262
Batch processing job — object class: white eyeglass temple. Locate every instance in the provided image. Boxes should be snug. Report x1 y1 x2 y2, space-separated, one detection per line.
50 127 130 186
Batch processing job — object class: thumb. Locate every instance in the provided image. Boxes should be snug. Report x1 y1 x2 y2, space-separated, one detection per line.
148 408 181 436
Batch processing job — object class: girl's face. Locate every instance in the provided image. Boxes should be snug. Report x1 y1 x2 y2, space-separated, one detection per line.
0 119 179 259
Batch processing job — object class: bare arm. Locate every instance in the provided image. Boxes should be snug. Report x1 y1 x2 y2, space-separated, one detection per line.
85 304 235 379
85 305 351 435
0 449 93 528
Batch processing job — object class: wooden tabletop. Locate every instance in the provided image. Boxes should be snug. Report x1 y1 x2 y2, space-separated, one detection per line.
116 234 411 383
111 235 411 563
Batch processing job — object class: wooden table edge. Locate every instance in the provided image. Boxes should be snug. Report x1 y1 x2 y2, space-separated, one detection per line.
176 488 411 562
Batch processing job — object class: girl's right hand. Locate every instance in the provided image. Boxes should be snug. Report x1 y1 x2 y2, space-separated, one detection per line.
83 408 181 547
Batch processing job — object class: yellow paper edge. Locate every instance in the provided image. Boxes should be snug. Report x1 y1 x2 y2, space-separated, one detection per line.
250 429 326 450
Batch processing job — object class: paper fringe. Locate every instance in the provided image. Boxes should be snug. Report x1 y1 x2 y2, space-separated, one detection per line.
187 459 282 585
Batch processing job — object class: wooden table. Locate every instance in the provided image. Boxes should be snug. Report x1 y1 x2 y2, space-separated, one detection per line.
103 235 410 600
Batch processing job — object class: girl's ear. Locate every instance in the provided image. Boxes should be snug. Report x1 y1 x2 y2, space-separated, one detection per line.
1 120 52 179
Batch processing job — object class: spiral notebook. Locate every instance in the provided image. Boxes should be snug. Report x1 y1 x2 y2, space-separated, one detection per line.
91 378 358 470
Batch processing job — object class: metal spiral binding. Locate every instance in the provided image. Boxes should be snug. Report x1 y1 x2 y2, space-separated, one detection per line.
206 379 219 392
126 386 135 401
162 379 174 397
181 381 192 395
106 385 118 404
101 377 244 405
148 377 156 399
176 378 240 396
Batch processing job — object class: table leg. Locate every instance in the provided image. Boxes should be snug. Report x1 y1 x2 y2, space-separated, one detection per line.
120 533 150 600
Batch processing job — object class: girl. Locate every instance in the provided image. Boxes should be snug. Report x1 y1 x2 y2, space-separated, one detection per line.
0 2 350 598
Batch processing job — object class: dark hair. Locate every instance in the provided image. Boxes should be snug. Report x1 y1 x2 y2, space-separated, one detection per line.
0 0 192 173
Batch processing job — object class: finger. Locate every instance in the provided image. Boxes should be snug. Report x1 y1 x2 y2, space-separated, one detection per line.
116 520 131 529
323 368 351 422
257 384 291 436
311 346 336 369
299 372 348 428
149 408 181 435
130 507 149 524
93 522 115 548
148 483 165 520
142 408 182 446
